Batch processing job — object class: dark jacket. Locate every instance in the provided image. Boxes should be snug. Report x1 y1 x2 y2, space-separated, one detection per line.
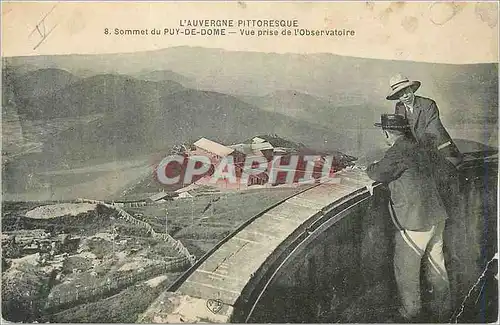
395 95 461 159
367 136 448 231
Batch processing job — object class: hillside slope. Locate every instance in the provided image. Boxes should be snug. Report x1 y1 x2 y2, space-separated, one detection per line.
43 89 352 163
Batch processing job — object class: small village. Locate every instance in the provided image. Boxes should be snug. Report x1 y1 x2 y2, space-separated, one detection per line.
157 134 357 193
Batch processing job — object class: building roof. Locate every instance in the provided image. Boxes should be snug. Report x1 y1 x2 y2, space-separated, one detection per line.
193 138 235 157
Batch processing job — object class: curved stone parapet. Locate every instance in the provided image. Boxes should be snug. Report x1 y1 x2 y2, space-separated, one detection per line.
141 167 378 323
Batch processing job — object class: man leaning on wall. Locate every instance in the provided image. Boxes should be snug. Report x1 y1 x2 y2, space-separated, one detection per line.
366 114 451 322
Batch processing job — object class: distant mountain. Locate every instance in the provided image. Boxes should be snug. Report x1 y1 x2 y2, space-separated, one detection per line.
1 62 40 76
239 90 378 130
2 68 81 116
72 68 100 78
15 68 81 98
42 89 354 164
239 90 331 118
18 74 185 119
3 47 497 170
5 47 496 127
133 70 193 85
2 66 20 115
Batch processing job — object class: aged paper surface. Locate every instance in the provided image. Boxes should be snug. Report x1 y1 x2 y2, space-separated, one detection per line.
1 1 498 323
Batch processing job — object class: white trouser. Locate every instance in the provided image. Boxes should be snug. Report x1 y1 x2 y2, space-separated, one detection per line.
393 220 451 321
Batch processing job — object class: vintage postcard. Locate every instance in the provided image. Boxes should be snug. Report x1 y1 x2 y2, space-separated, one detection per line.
1 1 498 323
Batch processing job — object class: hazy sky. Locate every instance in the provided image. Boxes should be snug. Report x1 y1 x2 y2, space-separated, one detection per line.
2 1 498 63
